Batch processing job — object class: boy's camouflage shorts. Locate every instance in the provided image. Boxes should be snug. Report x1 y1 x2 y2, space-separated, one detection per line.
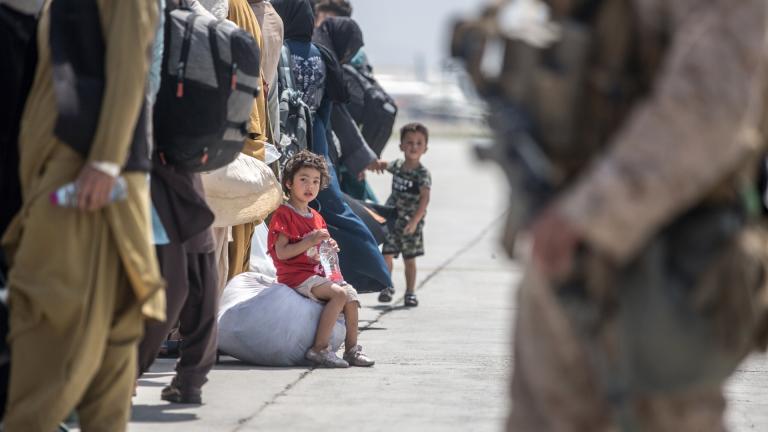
382 217 425 259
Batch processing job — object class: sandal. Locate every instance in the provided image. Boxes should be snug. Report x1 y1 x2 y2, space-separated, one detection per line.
378 286 395 303
404 293 419 307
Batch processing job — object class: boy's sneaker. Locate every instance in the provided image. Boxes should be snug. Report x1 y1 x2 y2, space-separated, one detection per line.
404 293 419 307
306 346 349 368
343 345 375 367
378 286 395 303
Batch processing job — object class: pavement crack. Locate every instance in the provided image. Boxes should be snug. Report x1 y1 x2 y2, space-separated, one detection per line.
232 369 315 431
360 210 507 331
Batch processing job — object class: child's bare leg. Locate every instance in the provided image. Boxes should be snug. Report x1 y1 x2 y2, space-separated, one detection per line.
404 258 417 294
383 254 394 274
343 301 359 348
309 282 347 351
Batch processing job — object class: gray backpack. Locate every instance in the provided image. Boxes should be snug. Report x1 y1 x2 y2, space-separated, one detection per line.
154 3 261 172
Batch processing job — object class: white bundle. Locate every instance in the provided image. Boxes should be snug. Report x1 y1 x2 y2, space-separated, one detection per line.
196 0 228 19
249 222 277 277
202 154 282 228
218 272 346 367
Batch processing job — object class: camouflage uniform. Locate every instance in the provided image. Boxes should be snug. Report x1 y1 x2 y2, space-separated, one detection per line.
502 0 768 430
382 159 431 259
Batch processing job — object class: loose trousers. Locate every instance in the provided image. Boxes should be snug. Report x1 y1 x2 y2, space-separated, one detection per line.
138 244 218 390
508 271 727 432
5 211 143 432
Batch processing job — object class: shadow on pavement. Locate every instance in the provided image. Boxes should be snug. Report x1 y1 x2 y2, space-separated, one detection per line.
131 404 199 423
214 358 314 371
137 379 171 388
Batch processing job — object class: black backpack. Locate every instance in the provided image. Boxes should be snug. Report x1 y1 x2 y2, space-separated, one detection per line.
276 44 313 170
342 64 397 157
154 3 261 172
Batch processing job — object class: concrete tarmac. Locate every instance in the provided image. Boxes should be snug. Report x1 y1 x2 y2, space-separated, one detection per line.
122 136 767 431
127 137 517 432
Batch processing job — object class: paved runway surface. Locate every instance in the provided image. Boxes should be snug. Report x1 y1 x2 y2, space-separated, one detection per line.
114 136 768 431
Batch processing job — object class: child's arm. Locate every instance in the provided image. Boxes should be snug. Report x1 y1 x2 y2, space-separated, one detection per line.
404 186 431 234
274 230 330 260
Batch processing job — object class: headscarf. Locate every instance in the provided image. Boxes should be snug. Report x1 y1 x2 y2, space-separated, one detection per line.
312 16 363 65
271 0 314 42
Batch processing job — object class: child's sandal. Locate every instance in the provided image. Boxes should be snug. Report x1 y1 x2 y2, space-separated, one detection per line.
404 293 419 307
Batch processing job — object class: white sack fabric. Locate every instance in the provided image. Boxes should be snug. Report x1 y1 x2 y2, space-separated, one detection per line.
218 272 346 366
202 154 282 228
249 222 277 277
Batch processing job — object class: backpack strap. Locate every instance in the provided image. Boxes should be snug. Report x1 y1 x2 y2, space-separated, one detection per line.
175 12 198 97
278 43 295 92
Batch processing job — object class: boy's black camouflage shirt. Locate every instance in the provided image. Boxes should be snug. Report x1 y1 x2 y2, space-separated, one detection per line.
385 159 431 219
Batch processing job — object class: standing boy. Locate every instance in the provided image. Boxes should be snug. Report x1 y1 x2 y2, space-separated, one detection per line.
370 123 431 307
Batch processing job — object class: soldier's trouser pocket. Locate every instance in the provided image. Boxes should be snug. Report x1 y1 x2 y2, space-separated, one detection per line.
561 204 768 398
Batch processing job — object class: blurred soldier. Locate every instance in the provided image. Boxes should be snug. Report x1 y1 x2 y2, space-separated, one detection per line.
454 0 768 430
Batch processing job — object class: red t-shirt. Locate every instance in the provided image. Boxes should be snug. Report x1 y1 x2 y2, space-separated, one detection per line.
267 204 327 288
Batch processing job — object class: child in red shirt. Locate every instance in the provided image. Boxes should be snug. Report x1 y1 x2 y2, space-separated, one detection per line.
268 151 374 368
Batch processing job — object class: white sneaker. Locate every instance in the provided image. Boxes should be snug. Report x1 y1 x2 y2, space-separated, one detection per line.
305 346 349 368
343 345 375 367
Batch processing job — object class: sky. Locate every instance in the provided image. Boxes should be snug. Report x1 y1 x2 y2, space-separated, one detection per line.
350 0 483 72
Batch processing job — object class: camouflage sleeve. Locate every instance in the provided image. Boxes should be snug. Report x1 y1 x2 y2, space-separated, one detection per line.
559 0 768 263
386 160 398 174
420 169 432 189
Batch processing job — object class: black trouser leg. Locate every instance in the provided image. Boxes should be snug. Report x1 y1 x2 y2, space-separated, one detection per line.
137 243 189 377
175 251 219 390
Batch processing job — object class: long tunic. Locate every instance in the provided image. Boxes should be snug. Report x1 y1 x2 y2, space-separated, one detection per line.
2 0 165 322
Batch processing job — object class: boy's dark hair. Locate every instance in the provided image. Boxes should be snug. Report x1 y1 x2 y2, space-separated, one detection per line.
315 0 352 17
400 122 429 143
281 150 331 194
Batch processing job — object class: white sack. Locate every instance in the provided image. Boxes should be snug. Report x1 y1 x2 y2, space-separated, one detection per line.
218 272 346 366
196 0 228 19
249 222 276 277
202 154 282 228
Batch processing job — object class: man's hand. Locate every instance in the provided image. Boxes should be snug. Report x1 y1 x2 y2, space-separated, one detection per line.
76 165 118 211
530 207 581 280
328 238 340 252
306 229 331 246
366 160 387 174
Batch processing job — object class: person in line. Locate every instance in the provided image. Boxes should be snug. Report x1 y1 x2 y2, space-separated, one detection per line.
313 0 350 27
312 16 376 182
210 0 271 296
249 0 284 149
1 0 164 430
268 150 374 368
272 0 393 295
368 123 431 307
136 0 220 406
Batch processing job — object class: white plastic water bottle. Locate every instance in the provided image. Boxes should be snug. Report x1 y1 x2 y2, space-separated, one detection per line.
318 240 344 283
50 176 128 207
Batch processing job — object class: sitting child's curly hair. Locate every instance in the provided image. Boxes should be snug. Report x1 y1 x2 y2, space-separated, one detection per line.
281 150 331 194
